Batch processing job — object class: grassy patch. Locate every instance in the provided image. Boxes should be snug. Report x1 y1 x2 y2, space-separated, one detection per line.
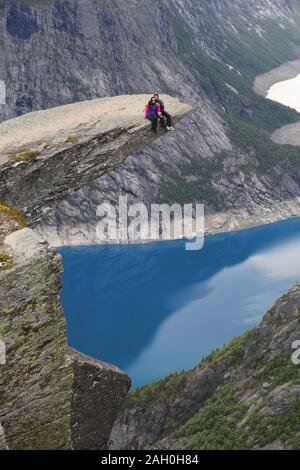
243 399 300 450
158 151 227 209
66 136 79 144
0 252 13 271
206 331 251 368
174 383 249 450
10 149 41 163
174 381 300 450
124 371 192 410
226 115 300 173
0 203 26 227
255 356 300 386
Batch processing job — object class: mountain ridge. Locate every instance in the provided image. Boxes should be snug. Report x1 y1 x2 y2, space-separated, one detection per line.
110 284 300 450
24 0 300 246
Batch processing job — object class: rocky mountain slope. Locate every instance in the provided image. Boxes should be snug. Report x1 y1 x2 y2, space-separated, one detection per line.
0 0 294 122
110 284 300 450
16 0 300 245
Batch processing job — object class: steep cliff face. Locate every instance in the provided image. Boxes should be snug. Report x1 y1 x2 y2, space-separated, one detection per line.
0 227 73 450
0 0 294 122
26 0 300 245
110 284 300 450
0 226 131 450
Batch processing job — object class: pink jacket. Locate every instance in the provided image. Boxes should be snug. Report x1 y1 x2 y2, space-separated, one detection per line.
144 103 161 118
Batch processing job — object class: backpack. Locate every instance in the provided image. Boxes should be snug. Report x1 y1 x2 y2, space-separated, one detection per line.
158 99 165 112
147 105 158 119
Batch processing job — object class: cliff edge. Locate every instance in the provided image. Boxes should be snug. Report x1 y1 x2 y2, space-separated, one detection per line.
0 95 191 224
0 95 191 449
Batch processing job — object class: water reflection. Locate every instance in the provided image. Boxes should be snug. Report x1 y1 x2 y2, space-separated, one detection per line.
60 217 300 388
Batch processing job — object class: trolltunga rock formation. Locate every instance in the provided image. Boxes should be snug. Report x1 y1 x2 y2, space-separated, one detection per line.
0 95 191 224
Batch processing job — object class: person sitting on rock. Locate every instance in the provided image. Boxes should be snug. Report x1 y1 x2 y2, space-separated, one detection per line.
144 96 162 133
154 93 174 131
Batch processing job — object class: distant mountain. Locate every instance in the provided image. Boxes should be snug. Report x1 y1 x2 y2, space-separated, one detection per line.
0 0 295 121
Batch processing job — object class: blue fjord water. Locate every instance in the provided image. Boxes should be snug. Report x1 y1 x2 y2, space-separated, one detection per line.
59 217 300 389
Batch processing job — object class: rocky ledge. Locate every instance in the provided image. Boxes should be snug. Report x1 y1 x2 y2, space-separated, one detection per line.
0 226 131 450
0 95 191 224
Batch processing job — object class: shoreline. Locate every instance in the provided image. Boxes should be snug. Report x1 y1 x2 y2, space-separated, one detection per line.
38 196 300 248
56 213 300 252
254 57 300 97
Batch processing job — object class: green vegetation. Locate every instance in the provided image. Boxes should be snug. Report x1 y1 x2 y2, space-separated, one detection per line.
206 331 251 368
0 252 13 271
10 149 41 164
158 151 228 208
226 115 300 173
124 370 192 410
171 355 299 450
244 400 300 450
0 202 26 227
124 294 300 450
174 382 300 450
158 179 221 209
174 383 249 450
165 5 300 128
256 356 300 386
66 136 79 144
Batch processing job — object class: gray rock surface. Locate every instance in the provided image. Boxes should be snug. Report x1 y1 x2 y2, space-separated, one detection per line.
0 95 191 223
272 121 300 146
69 349 131 450
0 93 190 449
0 423 6 450
0 228 73 450
0 0 293 123
0 100 188 448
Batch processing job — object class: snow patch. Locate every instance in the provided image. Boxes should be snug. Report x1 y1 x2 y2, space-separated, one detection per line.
267 73 300 113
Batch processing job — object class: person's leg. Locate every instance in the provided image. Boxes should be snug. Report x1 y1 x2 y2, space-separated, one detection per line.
162 110 172 127
147 117 157 132
152 117 158 132
160 116 166 128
